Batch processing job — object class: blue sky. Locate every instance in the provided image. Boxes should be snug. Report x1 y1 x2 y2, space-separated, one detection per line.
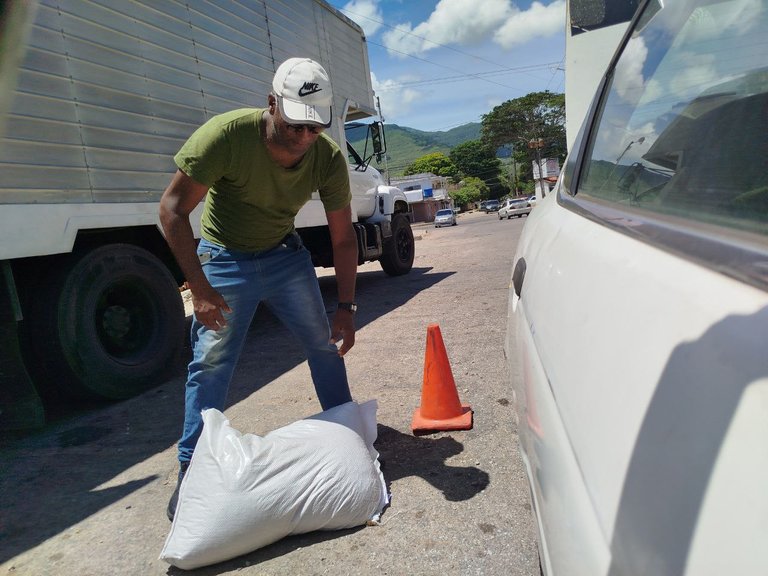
325 0 567 132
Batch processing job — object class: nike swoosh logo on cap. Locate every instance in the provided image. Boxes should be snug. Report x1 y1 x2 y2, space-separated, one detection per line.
298 82 322 97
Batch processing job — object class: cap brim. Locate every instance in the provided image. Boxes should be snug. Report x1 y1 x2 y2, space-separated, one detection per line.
279 97 332 128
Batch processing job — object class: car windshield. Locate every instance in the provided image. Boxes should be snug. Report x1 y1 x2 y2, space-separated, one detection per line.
436 209 453 216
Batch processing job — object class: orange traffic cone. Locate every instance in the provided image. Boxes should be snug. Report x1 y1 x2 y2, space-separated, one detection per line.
412 323 473 434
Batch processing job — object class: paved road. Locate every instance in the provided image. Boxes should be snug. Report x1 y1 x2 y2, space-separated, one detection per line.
0 210 539 576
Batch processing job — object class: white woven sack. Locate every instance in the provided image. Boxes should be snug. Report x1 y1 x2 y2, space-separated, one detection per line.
160 400 388 570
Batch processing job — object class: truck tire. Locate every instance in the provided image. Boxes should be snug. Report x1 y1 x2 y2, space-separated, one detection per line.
31 244 185 400
380 214 415 276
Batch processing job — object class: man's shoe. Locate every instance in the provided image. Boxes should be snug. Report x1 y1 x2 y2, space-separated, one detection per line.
166 461 189 522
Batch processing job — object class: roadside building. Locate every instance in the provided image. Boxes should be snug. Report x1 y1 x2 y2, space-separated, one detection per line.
532 157 561 197
390 173 453 223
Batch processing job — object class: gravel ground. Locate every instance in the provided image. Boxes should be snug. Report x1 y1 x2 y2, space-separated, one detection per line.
0 210 540 576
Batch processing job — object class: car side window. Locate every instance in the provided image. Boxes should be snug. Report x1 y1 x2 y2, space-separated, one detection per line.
576 0 768 238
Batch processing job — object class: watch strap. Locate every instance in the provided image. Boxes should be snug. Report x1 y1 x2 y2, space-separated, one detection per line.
338 302 357 314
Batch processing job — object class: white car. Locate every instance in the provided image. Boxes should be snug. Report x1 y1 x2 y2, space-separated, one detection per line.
498 198 531 220
507 0 768 575
433 208 457 227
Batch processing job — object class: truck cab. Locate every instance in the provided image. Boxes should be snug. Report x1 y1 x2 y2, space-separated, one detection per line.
294 119 414 276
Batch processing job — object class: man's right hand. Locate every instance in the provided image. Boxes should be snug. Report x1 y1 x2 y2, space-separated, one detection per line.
190 284 232 330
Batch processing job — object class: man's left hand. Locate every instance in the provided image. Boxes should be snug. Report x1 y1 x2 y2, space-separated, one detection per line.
330 310 356 356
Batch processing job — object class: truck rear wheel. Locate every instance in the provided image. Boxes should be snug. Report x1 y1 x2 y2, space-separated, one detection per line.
380 214 415 276
30 244 185 400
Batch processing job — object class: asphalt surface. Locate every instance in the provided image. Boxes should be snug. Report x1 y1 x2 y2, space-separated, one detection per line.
0 210 539 576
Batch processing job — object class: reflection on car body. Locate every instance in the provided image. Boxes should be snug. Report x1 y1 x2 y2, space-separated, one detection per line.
507 0 768 575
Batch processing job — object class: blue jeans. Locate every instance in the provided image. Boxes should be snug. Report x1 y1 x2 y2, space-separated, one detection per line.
177 234 351 463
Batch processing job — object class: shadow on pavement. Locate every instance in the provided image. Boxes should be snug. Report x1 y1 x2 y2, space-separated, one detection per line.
0 266 453 565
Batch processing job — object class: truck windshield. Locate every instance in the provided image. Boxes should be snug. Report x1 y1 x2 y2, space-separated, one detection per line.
345 121 384 170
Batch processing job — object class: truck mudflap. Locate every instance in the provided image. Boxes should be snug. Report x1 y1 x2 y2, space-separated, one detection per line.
0 261 45 430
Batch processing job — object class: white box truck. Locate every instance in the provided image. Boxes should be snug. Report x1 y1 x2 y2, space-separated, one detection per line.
0 0 414 429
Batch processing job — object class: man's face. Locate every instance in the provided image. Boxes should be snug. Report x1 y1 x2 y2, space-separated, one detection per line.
270 97 325 155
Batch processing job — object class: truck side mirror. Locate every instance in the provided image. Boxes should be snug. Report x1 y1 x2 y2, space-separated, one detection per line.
370 122 386 159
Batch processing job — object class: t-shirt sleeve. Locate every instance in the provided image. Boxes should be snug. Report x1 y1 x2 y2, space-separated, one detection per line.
174 117 232 187
319 147 352 212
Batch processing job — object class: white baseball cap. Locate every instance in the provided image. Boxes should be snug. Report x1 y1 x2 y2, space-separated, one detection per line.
272 58 333 127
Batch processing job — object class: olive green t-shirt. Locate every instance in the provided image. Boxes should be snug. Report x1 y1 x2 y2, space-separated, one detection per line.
174 108 351 251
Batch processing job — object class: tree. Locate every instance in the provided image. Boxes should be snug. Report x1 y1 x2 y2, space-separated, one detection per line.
481 91 567 181
449 140 508 198
404 152 458 178
450 176 488 208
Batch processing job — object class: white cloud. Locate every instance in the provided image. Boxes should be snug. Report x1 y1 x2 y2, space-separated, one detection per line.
669 52 718 100
382 0 565 57
381 22 424 57
383 0 513 56
682 0 762 41
613 36 648 104
340 0 384 38
415 0 513 46
370 72 421 123
493 0 565 48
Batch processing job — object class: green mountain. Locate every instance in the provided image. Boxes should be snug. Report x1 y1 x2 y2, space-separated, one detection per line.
346 122 482 178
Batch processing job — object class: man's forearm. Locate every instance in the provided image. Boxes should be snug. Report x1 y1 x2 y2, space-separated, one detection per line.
159 169 213 293
160 212 208 292
333 232 358 303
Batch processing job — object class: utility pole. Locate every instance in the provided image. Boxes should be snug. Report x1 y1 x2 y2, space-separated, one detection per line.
528 138 545 199
506 143 518 195
376 96 390 185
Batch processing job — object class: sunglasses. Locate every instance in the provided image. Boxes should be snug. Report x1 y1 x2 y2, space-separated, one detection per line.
285 123 323 135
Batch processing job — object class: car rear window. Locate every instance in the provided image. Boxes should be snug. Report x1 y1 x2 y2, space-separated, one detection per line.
577 0 768 238
562 0 768 291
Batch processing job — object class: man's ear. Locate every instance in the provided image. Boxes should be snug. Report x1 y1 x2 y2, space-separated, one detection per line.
267 93 277 111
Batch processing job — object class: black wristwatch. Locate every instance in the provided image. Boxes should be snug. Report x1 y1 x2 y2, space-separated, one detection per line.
337 302 357 314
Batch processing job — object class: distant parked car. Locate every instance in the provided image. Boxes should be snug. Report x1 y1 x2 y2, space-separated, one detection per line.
498 198 531 219
527 195 538 207
434 208 457 227
482 199 500 213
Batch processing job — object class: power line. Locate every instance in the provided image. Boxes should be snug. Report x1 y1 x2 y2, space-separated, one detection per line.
393 62 562 89
545 57 566 92
336 5 513 70
366 40 518 90
337 6 559 91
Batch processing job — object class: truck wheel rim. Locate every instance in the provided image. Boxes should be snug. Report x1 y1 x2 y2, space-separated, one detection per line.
396 228 412 261
95 279 156 360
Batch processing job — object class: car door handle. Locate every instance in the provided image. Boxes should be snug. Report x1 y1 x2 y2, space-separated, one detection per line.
512 257 526 298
